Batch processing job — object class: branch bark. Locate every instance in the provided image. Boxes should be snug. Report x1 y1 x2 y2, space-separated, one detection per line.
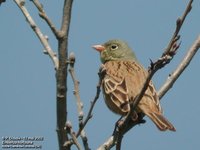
64 121 82 150
76 65 104 138
68 52 91 150
163 0 193 56
56 0 74 150
68 53 84 121
158 35 200 99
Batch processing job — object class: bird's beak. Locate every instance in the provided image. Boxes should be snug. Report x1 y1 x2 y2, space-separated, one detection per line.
92 44 105 52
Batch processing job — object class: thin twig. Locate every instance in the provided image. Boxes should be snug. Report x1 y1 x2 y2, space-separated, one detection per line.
76 65 105 138
64 121 82 150
163 0 193 56
31 0 62 39
97 118 145 150
158 35 200 99
68 52 91 150
68 52 84 122
13 0 59 70
80 131 91 150
60 0 73 38
64 66 104 149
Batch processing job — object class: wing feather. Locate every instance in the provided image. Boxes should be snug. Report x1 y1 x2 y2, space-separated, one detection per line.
103 75 130 113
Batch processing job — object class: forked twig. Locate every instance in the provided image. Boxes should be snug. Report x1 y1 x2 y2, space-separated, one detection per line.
64 64 104 149
31 0 62 39
158 35 200 99
64 121 82 150
163 0 193 56
76 65 105 138
14 0 59 70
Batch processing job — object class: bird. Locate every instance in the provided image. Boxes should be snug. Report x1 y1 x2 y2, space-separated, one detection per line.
92 39 176 131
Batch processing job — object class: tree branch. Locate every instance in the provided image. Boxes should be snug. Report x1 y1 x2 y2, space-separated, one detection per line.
68 53 84 122
13 0 59 70
31 0 62 39
163 0 193 56
80 130 91 150
68 52 91 150
64 121 82 150
76 65 105 138
63 66 104 149
56 0 74 150
158 35 200 99
14 0 74 149
59 0 73 38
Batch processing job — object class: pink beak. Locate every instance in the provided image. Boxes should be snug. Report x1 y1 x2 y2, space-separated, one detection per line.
92 44 105 52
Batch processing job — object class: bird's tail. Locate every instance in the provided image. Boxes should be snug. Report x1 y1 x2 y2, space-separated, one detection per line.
145 112 176 131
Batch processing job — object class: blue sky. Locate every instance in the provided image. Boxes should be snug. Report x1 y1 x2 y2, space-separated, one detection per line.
0 0 200 149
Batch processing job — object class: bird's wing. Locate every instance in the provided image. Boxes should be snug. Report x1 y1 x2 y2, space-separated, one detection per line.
146 80 162 112
104 76 130 113
103 62 130 113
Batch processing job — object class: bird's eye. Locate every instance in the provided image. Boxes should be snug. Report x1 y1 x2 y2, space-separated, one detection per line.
110 44 118 50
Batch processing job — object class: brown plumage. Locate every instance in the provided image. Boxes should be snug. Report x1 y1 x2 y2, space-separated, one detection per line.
102 60 175 131
93 39 176 131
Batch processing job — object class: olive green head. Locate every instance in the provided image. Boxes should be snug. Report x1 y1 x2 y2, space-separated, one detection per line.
93 39 137 63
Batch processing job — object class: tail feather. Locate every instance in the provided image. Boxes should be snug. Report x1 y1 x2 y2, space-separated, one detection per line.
146 112 176 131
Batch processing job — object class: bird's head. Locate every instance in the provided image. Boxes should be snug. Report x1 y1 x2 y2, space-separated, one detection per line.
92 39 137 63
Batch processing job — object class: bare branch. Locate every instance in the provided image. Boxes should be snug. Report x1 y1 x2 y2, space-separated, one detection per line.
68 52 84 121
31 0 62 39
115 132 123 150
64 66 104 149
97 136 114 150
163 0 193 56
97 118 144 150
13 1 74 149
80 131 91 150
158 35 200 99
59 0 73 38
13 0 59 70
76 65 105 138
68 52 91 150
64 121 82 150
56 0 74 150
